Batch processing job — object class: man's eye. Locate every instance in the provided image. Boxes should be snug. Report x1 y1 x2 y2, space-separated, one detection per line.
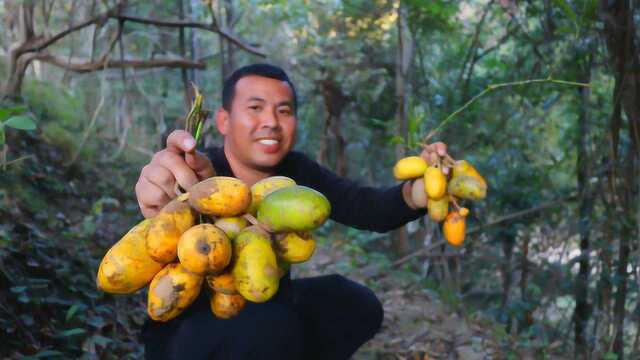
279 108 292 115
249 105 261 111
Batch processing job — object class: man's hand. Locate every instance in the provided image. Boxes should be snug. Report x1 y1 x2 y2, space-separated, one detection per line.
402 141 450 209
420 142 449 174
135 130 216 218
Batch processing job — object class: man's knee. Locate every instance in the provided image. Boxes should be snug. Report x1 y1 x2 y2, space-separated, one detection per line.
327 274 384 337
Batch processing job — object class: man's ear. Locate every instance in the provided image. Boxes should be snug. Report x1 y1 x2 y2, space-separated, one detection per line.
216 108 229 136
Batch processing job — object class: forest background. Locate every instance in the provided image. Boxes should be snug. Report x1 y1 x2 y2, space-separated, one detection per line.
0 0 639 359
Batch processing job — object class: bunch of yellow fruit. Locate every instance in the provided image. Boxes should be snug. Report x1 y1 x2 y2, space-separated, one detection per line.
393 155 487 246
96 176 330 321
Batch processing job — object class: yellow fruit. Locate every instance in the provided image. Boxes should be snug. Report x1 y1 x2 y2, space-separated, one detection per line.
423 166 447 199
232 236 279 303
248 176 296 214
257 186 331 232
147 263 203 322
97 219 164 294
447 176 487 200
443 211 466 246
210 292 246 319
146 197 196 263
452 160 487 188
206 272 237 295
188 176 251 217
177 224 232 275
274 232 316 263
393 156 428 180
232 226 271 259
410 178 428 208
214 216 249 240
427 196 449 222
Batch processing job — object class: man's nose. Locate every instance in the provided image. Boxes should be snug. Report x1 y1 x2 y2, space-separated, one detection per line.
260 108 280 128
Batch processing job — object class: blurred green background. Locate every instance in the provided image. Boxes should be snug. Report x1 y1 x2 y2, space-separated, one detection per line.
1 0 638 359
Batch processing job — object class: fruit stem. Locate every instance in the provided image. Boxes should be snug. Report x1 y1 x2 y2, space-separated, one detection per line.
242 213 273 234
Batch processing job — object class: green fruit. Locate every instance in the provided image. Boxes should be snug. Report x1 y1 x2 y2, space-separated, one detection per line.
257 186 331 232
447 176 487 200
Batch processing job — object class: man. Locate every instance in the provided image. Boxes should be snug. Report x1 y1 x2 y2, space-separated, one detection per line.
136 63 448 359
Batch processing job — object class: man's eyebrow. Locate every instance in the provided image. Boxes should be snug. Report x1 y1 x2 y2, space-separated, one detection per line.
277 101 293 108
247 96 265 102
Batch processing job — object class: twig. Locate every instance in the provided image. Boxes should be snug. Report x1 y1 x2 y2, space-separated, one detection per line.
424 77 591 142
65 95 105 167
467 193 577 235
1 154 35 168
392 240 447 268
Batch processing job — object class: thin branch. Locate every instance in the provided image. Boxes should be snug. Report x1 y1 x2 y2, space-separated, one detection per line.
21 2 123 55
423 77 591 142
35 53 205 72
114 14 265 57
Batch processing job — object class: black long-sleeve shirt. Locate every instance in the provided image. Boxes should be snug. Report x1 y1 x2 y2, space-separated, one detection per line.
142 147 425 356
206 147 425 232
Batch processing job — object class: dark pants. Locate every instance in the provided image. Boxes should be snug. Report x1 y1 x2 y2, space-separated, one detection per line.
141 274 384 360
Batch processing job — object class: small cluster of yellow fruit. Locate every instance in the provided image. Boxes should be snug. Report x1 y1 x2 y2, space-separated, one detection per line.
96 176 330 321
393 156 487 246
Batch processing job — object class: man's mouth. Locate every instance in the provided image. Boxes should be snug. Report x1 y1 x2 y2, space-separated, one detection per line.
257 139 280 145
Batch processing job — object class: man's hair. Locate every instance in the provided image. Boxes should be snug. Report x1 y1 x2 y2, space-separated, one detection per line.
222 63 297 112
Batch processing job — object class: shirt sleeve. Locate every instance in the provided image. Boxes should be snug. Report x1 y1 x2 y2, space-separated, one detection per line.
283 151 426 233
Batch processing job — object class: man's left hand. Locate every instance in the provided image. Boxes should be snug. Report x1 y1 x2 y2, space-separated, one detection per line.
402 141 450 210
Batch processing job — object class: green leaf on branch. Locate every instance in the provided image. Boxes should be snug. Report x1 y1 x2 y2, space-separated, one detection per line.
0 105 28 121
4 115 37 130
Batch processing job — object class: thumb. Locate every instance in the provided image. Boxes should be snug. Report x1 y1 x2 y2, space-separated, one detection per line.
185 150 216 180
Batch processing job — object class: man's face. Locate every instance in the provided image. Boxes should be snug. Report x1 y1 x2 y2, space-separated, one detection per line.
217 75 297 171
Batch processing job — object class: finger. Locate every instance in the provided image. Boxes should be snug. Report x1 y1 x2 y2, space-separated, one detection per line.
166 130 197 155
142 164 176 199
442 166 450 175
152 150 200 190
185 151 216 180
429 152 439 166
434 142 448 156
135 177 171 217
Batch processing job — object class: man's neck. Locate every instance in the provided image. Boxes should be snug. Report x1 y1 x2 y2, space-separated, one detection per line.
223 145 274 186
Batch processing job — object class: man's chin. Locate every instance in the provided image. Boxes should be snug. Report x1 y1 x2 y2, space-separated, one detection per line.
251 154 286 170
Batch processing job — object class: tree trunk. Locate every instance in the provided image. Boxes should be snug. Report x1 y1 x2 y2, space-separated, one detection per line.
574 53 594 360
393 1 414 255
600 1 640 358
178 0 191 108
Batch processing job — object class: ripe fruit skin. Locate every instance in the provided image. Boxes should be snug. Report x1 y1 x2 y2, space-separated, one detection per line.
188 176 251 217
210 292 246 319
393 156 428 180
447 176 487 200
427 197 449 222
257 186 331 232
97 219 163 294
232 226 271 260
248 176 296 214
177 224 232 275
232 236 279 303
146 198 196 263
423 166 447 199
452 160 487 188
274 232 316 263
147 263 203 322
443 211 466 246
206 272 237 295
214 216 248 240
410 178 428 208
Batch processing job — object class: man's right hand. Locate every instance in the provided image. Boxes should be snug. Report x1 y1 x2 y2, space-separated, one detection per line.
135 130 216 218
